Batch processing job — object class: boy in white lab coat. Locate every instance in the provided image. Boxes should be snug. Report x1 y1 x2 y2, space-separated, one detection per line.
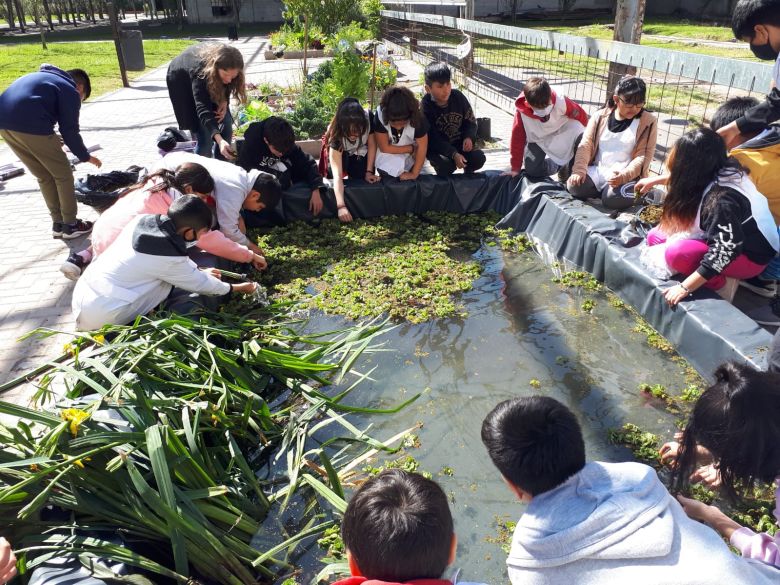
72 195 257 330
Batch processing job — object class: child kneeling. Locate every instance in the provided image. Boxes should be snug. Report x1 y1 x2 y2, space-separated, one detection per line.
72 196 257 330
334 469 485 585
481 395 780 584
373 86 429 180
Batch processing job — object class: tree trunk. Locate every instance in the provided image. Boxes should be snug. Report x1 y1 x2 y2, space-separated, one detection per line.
5 0 15 28
14 0 26 32
608 0 646 91
42 0 54 29
67 0 77 25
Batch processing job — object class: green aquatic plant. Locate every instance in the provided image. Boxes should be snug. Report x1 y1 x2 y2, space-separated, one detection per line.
552 270 601 291
529 378 542 389
608 423 661 464
632 316 675 353
440 465 454 477
581 299 596 313
485 515 517 554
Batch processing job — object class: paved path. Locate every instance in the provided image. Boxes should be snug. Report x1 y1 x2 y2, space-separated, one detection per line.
0 40 514 399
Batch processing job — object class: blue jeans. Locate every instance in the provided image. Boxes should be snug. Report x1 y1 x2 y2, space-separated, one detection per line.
760 226 780 280
195 108 233 159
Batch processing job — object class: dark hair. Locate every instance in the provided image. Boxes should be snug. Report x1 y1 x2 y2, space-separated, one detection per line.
168 194 213 232
523 77 551 109
263 116 296 154
143 162 215 197
379 86 423 128
424 61 451 86
342 469 453 581
661 127 745 234
607 75 647 108
67 68 91 99
328 98 369 151
672 362 780 501
710 96 761 131
732 0 780 39
481 396 586 496
252 173 282 210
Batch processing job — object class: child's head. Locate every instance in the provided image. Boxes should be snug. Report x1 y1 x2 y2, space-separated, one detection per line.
523 77 552 112
709 96 761 133
672 362 780 500
67 68 91 101
379 86 423 130
607 75 646 118
424 62 453 105
168 195 214 241
243 173 282 212
198 43 247 104
661 127 742 233
732 0 780 59
481 396 586 499
342 469 455 582
330 98 369 146
147 163 215 198
263 116 297 157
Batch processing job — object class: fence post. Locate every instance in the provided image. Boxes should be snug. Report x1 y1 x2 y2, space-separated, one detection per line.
107 2 129 88
608 0 646 93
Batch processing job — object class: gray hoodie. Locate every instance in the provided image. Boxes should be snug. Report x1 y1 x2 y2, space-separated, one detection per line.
507 461 780 585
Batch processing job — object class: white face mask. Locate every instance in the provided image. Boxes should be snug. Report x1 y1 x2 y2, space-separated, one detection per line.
532 104 553 117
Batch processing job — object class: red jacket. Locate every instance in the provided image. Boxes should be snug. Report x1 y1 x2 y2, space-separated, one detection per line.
333 577 452 585
509 91 589 172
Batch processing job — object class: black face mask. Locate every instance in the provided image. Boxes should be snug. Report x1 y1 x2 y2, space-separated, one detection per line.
182 228 198 243
750 41 779 61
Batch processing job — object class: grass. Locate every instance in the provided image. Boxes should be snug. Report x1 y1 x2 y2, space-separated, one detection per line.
0 38 195 96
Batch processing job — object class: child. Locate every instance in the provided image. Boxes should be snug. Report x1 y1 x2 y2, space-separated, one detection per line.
717 0 780 149
72 196 257 331
481 395 780 584
335 468 485 585
642 128 778 306
166 43 246 160
507 76 587 179
325 97 381 223
663 362 780 569
0 65 102 239
422 62 486 176
373 86 429 181
238 115 324 216
568 76 657 210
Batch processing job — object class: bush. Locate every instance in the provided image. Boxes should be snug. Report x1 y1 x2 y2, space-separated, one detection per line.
322 47 371 113
359 0 383 37
325 21 374 50
283 0 362 36
285 92 332 139
270 22 327 50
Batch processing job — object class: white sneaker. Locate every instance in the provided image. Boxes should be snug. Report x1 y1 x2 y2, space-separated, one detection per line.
60 253 86 281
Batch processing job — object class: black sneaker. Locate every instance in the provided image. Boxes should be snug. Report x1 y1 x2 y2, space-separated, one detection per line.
61 219 93 240
60 252 87 281
748 297 780 327
739 276 778 298
52 222 64 238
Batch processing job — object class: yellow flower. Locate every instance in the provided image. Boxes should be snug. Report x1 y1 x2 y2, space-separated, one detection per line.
63 342 75 356
30 464 39 472
61 408 90 437
92 334 106 345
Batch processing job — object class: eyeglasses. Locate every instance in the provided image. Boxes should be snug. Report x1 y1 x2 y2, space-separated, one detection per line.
617 96 645 108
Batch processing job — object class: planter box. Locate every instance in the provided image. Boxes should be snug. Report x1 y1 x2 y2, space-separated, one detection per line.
264 49 333 60
296 139 322 160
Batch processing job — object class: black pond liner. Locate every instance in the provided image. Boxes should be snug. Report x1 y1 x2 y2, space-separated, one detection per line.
249 171 771 379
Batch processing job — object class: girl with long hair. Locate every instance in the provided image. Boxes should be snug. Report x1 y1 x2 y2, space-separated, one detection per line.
166 43 247 160
373 86 429 180
323 98 380 222
643 127 778 306
568 76 657 210
663 362 780 568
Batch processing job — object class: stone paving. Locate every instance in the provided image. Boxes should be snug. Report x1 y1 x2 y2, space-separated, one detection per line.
0 39 515 399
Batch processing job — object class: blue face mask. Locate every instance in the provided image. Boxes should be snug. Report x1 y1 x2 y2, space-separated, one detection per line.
750 40 779 61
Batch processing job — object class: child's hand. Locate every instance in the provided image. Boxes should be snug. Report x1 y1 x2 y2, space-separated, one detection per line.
88 156 102 168
677 495 741 539
309 189 323 215
462 137 473 152
203 268 222 279
690 464 722 488
251 254 267 271
453 153 467 169
676 495 713 523
716 121 744 150
399 171 418 181
365 171 381 184
338 206 353 223
663 283 691 307
502 170 520 177
234 281 258 295
567 173 585 189
635 177 655 194
218 141 236 160
248 241 265 256
215 101 227 123
0 539 16 585
607 171 622 188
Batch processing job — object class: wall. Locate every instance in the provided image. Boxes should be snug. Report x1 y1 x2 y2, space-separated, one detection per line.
186 0 283 23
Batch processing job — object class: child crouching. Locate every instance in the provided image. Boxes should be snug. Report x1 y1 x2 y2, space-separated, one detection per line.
334 469 485 585
373 86 429 180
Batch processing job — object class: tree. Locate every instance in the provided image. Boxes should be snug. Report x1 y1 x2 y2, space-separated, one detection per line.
558 0 576 17
4 0 16 28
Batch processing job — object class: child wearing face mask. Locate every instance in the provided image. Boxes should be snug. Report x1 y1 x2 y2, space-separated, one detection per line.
717 0 780 150
507 76 589 180
568 76 658 210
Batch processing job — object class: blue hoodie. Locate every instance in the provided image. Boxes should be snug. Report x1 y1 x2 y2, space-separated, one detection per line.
507 461 780 584
0 64 89 162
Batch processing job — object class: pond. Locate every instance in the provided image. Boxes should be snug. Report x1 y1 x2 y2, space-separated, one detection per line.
277 242 696 584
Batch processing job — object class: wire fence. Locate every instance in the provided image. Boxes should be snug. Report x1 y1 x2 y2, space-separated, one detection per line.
380 10 774 173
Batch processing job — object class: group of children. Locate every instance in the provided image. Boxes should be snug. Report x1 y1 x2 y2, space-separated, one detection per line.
337 362 780 585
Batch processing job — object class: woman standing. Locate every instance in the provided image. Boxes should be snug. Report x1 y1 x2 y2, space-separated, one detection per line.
166 43 246 160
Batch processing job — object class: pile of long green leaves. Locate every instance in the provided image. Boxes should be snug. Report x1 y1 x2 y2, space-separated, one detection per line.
0 306 415 585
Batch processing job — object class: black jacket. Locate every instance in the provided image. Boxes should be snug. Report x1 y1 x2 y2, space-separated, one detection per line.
237 120 323 191
737 88 780 134
166 44 227 138
422 89 478 158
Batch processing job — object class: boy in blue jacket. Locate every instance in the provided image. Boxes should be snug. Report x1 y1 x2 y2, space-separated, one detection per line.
0 65 102 239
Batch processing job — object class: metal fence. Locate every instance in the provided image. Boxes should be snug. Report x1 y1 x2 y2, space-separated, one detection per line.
380 10 774 173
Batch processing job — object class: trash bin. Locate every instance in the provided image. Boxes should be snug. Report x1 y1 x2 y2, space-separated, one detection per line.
120 29 145 71
227 25 238 40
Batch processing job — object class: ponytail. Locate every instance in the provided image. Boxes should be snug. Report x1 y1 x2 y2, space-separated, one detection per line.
144 163 215 196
